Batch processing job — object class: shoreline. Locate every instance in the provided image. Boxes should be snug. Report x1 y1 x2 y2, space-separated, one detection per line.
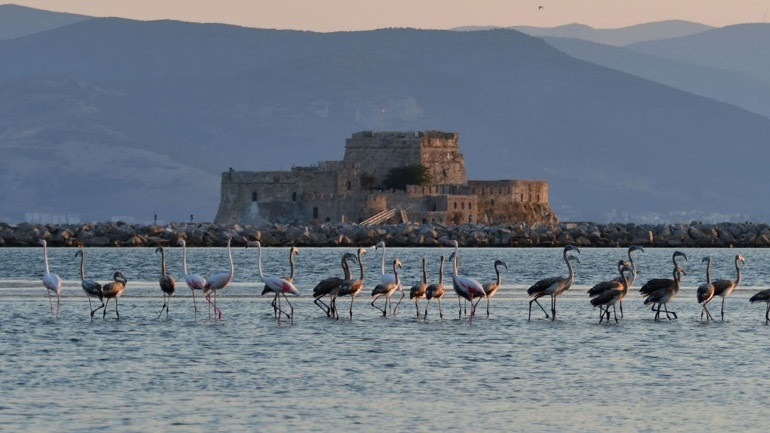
1 221 768 248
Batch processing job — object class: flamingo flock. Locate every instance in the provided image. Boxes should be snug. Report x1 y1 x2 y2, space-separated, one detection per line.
32 238 770 324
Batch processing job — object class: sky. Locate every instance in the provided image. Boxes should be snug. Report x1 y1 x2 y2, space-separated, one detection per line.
4 0 770 31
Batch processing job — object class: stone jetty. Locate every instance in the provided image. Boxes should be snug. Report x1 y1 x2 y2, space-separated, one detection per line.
1 221 769 248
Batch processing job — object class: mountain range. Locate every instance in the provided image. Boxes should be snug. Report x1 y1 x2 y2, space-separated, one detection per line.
1 4 769 224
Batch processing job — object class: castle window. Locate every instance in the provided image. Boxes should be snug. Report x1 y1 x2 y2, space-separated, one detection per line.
292 192 297 202
491 199 495 207
442 169 447 178
468 215 472 223
520 194 524 202
346 181 351 191
313 207 319 219
432 204 437 211
529 193 532 202
454 202 457 210
252 191 258 202
469 203 472 209
537 194 541 202
461 203 465 210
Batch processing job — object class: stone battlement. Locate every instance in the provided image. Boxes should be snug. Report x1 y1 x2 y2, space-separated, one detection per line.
215 131 557 226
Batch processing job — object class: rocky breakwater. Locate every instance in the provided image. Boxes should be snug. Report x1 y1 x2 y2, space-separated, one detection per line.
1 221 770 248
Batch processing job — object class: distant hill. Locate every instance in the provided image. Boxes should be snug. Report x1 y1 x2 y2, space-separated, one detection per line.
0 4 91 40
2 17 770 223
545 36 770 120
628 23 770 83
491 20 714 46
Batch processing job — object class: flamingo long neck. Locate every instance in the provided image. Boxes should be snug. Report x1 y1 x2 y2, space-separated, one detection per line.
705 259 711 285
79 250 86 280
379 244 386 275
392 261 400 285
181 242 189 275
628 250 638 286
422 259 427 284
160 249 167 276
42 242 51 274
289 249 296 280
257 242 265 279
495 263 502 286
342 255 352 280
357 251 365 281
564 251 575 287
734 257 742 287
453 243 459 277
438 256 445 285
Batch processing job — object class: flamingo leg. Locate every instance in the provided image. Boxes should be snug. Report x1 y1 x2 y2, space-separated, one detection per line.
55 293 60 318
191 289 198 321
550 295 557 321
103 299 110 319
115 298 119 320
424 299 431 320
486 298 491 317
282 293 294 323
349 296 355 320
46 291 54 316
619 300 624 319
90 299 105 319
765 304 770 324
721 297 726 321
157 295 167 319
529 297 550 321
437 298 443 319
370 295 386 316
458 296 462 318
393 290 405 315
612 305 618 323
314 296 331 317
414 301 420 318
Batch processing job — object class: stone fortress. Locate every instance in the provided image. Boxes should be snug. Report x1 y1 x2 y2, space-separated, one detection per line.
214 131 558 226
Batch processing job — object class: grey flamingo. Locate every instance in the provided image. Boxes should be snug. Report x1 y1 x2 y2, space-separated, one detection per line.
102 271 128 320
527 245 580 321
38 239 62 317
749 288 770 324
371 259 402 317
155 247 176 319
589 263 631 323
482 259 508 317
247 240 300 323
696 257 715 321
640 251 687 312
313 252 356 317
424 255 446 320
409 258 428 318
612 246 644 317
332 247 367 319
75 246 104 320
707 254 746 321
177 239 207 321
641 265 685 321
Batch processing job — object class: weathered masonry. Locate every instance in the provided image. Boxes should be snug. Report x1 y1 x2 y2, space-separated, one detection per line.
214 131 557 226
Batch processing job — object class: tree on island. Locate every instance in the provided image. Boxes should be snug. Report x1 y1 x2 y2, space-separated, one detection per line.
383 164 431 191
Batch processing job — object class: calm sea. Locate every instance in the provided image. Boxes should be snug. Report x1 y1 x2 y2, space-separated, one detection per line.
1 246 769 432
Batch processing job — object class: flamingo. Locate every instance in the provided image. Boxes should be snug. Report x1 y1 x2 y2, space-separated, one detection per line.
424 255 446 320
261 246 299 315
313 252 355 317
706 254 746 321
203 236 234 321
589 263 631 323
102 271 128 320
749 288 770 324
38 239 62 317
527 245 580 321
374 240 404 314
641 266 684 321
75 246 104 320
640 251 687 312
155 247 176 320
611 246 644 317
587 260 629 312
409 258 428 318
482 259 508 317
696 257 715 321
446 240 486 324
371 259 402 317
333 247 367 320
177 238 207 321
247 240 300 322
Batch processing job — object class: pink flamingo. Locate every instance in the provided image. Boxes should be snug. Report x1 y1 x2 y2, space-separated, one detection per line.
248 240 300 322
446 240 486 324
177 238 207 321
203 236 234 321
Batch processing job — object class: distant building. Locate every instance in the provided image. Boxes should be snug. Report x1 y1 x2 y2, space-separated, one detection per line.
214 131 557 225
25 213 81 224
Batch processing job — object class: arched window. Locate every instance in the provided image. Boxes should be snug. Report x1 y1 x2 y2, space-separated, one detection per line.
346 181 352 191
251 191 258 202
292 192 297 202
491 199 495 207
454 202 457 210
461 203 465 210
313 207 319 219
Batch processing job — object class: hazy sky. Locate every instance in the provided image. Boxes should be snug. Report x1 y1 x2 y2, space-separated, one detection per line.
5 0 770 31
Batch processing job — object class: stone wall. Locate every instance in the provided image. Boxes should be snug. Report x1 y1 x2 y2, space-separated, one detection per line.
469 180 556 225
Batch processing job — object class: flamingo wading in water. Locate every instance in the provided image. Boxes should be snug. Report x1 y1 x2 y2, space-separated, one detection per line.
424 255 446 320
203 236 235 321
332 248 367 320
75 246 104 320
371 259 403 317
38 239 62 317
696 257 716 321
155 247 176 319
248 240 300 322
482 259 508 317
177 239 207 321
102 271 128 320
446 240 486 324
527 245 580 321
703 254 745 321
